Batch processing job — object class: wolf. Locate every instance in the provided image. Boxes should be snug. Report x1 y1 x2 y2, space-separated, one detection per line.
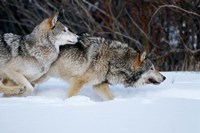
0 12 78 96
29 35 165 100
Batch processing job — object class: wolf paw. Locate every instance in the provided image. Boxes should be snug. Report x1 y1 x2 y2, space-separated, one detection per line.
17 87 33 97
3 86 26 97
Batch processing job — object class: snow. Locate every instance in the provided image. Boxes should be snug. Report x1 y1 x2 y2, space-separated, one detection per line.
0 72 200 133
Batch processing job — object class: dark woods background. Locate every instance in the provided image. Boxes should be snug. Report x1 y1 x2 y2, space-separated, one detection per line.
0 0 200 71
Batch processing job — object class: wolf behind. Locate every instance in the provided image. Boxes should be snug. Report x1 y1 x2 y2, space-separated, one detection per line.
0 12 78 96
32 35 166 100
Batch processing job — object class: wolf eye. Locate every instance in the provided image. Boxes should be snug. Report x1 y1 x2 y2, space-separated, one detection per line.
63 29 66 32
150 67 154 70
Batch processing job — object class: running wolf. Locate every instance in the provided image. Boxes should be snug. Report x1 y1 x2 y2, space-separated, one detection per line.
0 12 78 96
33 35 166 100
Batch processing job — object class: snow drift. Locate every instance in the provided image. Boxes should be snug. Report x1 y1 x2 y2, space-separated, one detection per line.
0 72 200 133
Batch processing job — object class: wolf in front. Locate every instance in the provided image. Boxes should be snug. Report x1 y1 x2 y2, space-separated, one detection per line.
0 12 78 96
33 35 166 100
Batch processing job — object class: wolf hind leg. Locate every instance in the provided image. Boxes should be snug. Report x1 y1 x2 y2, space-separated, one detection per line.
5 71 34 96
93 83 114 100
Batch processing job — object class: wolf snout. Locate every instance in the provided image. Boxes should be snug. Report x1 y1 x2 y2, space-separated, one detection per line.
148 73 166 85
68 35 78 44
162 75 166 81
72 36 78 42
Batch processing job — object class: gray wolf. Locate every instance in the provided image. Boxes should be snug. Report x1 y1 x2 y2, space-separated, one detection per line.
32 35 166 100
0 12 78 96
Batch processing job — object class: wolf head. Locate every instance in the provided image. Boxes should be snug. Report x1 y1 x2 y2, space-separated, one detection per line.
32 12 78 47
130 51 166 86
107 49 166 87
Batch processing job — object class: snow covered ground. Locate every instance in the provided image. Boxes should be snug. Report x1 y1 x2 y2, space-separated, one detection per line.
0 72 200 133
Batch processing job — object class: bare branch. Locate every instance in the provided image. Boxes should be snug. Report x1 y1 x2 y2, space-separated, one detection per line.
148 4 200 35
124 9 159 48
114 32 144 50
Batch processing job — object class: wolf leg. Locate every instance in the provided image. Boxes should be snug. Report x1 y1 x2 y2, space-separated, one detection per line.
32 73 49 85
5 71 34 96
93 83 114 100
66 77 86 99
0 80 23 96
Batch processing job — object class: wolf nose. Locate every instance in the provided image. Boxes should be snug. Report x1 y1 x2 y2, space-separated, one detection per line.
163 76 166 81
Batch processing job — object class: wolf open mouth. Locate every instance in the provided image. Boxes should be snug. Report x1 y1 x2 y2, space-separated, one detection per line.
148 78 160 85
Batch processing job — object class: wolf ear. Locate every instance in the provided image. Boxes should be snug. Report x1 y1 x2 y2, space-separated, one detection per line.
46 12 59 29
51 12 59 27
139 51 147 62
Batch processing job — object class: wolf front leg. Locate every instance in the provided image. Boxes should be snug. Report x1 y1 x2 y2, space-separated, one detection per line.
0 80 23 96
93 83 114 100
5 71 34 96
66 77 86 99
32 73 49 85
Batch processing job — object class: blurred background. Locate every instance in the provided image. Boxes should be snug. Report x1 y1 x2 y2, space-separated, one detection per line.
0 0 200 71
